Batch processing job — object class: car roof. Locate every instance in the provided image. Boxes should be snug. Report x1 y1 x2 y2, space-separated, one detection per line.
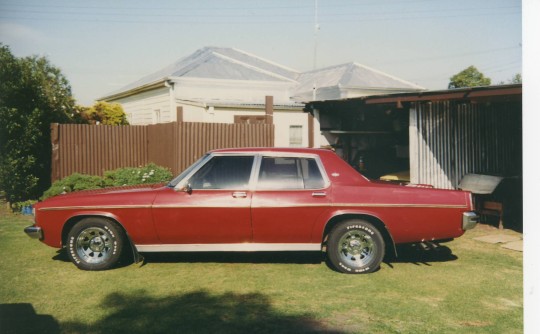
210 147 335 155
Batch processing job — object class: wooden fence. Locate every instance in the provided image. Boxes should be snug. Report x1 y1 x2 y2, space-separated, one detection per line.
51 122 275 182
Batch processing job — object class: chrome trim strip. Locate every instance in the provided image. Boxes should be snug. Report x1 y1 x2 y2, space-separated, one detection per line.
39 205 152 211
135 243 321 252
251 203 467 209
39 203 467 211
333 203 468 209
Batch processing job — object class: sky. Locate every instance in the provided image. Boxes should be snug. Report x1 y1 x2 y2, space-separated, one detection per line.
0 0 523 106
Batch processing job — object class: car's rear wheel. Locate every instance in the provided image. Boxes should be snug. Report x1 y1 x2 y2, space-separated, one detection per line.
67 218 123 271
326 219 385 274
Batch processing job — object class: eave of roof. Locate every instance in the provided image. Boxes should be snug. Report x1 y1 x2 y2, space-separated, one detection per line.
99 79 169 101
177 98 303 110
364 84 522 104
306 84 522 106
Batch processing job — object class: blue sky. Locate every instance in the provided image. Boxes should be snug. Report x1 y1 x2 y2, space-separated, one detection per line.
0 0 523 105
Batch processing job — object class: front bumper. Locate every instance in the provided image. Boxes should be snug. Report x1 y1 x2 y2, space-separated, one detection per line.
24 226 43 240
462 211 479 231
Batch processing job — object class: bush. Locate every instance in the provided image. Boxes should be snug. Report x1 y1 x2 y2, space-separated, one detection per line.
104 163 172 187
41 173 104 200
41 163 173 200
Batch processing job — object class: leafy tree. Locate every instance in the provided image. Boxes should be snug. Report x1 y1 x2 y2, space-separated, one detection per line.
509 73 522 84
497 73 522 85
0 44 77 203
448 66 491 89
81 101 129 125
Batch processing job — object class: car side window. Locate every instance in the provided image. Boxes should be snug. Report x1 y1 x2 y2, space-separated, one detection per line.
189 156 254 190
257 157 325 190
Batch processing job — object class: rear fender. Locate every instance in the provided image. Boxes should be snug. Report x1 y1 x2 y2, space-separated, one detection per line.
319 211 397 257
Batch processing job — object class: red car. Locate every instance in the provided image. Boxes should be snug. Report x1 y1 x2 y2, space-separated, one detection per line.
25 148 478 273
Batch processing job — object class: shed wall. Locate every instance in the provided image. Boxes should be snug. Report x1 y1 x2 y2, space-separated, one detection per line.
409 100 522 189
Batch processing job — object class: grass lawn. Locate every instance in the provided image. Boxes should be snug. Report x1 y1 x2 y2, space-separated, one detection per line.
0 209 522 333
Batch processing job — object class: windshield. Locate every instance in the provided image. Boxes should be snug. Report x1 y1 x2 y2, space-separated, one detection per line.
167 154 209 188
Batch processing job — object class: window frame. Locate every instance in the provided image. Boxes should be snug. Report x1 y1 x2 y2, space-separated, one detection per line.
253 153 330 191
174 152 330 192
174 153 258 191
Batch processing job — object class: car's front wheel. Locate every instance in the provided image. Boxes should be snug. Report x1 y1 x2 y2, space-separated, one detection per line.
326 219 385 274
67 218 124 271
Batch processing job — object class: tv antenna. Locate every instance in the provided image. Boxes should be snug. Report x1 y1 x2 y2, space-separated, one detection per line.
313 0 320 100
313 0 320 70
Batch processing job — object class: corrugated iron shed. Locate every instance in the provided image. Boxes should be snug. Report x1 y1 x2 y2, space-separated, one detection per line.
306 84 522 190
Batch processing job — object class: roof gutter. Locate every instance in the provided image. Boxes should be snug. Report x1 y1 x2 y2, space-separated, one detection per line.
363 85 522 104
98 79 170 101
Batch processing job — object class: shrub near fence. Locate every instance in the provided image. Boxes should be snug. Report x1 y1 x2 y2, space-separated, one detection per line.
51 121 274 182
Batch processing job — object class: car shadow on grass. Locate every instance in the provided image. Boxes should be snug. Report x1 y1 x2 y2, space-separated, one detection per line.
139 251 324 265
61 290 344 334
384 243 458 268
53 244 457 271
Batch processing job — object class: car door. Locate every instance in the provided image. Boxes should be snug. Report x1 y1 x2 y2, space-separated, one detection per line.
251 155 331 244
152 154 255 244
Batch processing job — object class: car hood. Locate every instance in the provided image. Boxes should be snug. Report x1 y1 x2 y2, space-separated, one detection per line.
37 183 165 207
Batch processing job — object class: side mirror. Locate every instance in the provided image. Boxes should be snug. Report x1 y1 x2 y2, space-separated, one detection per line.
182 183 193 194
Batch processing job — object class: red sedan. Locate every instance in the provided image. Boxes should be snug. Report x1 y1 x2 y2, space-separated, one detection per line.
25 148 478 273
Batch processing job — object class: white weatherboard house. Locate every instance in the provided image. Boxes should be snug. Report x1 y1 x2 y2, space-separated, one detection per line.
99 47 424 147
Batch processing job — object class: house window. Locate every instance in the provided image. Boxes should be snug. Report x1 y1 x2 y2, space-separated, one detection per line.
289 125 303 147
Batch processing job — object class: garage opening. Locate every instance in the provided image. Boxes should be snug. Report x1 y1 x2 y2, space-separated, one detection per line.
316 102 410 183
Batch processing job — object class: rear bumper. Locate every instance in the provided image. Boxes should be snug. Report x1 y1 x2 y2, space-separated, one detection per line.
24 226 43 240
462 211 479 231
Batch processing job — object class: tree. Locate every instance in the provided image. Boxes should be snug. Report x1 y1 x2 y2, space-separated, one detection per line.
81 101 129 125
0 44 77 203
509 73 522 84
498 73 522 85
448 66 491 89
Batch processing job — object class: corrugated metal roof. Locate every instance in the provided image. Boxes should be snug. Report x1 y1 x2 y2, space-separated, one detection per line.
100 47 425 101
103 47 300 98
295 62 424 94
307 84 522 107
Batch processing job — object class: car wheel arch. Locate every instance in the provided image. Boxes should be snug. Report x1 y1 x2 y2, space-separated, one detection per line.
61 214 126 246
322 213 397 258
60 214 141 264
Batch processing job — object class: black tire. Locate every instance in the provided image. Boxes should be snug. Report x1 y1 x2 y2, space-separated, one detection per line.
67 218 124 271
326 219 385 274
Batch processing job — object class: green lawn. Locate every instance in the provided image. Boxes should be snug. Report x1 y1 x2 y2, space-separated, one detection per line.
0 210 522 333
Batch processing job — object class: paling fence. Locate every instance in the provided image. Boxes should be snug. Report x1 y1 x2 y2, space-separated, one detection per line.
51 122 274 182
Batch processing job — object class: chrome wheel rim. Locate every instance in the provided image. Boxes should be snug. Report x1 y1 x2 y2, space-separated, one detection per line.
76 227 113 264
338 230 376 267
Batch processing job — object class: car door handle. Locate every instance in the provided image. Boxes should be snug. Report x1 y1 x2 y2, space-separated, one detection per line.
312 192 326 198
232 192 247 198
